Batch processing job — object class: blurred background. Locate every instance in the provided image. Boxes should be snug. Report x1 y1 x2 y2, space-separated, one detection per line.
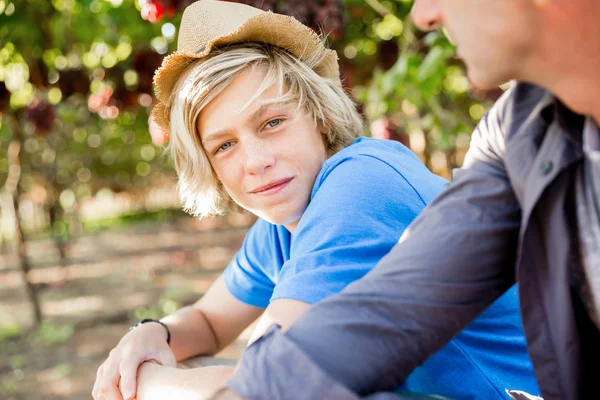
0 0 501 398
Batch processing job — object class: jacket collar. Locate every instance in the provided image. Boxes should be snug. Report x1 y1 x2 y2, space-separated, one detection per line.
519 87 584 218
538 91 585 147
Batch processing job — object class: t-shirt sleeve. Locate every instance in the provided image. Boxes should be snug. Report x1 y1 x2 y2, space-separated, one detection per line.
223 219 280 308
271 154 441 305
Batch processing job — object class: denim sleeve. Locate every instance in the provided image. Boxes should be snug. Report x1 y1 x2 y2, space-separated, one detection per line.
227 325 410 400
227 87 521 398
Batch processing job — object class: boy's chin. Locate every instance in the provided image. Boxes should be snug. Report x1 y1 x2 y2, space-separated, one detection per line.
266 212 302 229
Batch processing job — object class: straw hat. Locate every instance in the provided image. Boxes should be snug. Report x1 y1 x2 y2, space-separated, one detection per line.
151 0 340 134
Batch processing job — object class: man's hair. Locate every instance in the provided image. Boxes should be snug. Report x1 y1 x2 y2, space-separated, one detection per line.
166 42 363 218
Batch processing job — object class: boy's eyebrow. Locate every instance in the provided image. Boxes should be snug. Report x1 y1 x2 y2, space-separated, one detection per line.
249 103 287 124
201 129 233 146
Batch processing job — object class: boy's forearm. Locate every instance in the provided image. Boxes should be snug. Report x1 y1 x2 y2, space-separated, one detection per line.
161 305 219 361
136 363 234 400
160 274 264 362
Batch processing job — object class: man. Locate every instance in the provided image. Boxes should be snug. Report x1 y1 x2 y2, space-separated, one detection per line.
218 0 600 399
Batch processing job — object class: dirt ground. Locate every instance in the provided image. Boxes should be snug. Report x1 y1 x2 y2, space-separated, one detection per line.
0 213 255 400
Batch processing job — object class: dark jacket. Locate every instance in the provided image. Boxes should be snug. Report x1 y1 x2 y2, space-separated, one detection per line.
228 83 600 400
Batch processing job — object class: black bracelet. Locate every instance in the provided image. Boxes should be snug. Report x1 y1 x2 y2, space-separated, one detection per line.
129 318 171 345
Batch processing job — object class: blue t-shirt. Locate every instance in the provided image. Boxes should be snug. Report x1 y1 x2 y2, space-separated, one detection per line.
224 137 540 399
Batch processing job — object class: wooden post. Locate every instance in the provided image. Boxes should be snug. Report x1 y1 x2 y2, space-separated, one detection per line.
4 115 42 325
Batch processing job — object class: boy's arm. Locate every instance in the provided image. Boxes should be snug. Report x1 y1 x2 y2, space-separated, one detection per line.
134 297 310 399
135 363 235 400
93 274 262 400
163 274 264 360
246 298 311 344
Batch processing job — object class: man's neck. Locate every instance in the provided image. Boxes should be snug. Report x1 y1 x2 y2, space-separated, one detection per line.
522 52 600 125
551 75 600 127
521 11 600 125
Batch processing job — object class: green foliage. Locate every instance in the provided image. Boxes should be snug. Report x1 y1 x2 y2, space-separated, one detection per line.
133 300 180 321
1 0 175 225
337 0 495 170
9 355 26 370
133 305 163 321
0 376 21 399
0 325 21 342
1 340 21 355
0 0 495 238
133 286 189 321
29 321 74 346
82 207 186 233
49 362 73 378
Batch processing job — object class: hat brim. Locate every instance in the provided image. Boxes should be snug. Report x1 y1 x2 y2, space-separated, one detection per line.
153 11 339 106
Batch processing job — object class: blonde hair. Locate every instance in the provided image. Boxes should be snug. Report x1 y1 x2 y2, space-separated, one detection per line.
166 42 363 218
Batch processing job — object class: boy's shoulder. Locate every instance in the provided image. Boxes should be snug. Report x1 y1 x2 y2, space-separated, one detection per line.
314 137 448 203
327 137 419 165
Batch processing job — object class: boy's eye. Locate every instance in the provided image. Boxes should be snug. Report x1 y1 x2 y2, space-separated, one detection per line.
266 119 281 128
218 142 233 152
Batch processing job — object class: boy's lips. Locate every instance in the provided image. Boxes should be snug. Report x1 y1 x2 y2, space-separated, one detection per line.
249 177 294 194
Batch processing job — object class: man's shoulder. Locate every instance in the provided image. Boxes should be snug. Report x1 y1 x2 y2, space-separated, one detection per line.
464 83 554 165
